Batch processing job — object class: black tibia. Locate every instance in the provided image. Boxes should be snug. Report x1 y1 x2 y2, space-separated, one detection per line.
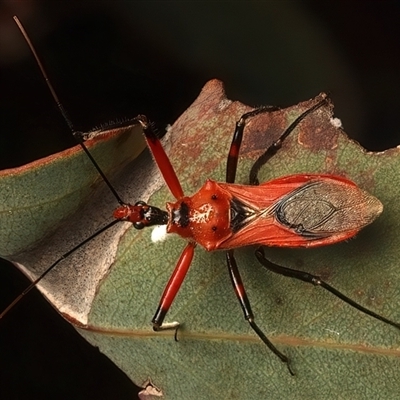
255 247 400 330
226 105 280 184
226 250 295 375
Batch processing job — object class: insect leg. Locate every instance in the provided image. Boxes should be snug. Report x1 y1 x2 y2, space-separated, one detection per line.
249 97 328 185
152 242 196 336
226 106 280 184
226 250 295 375
135 115 184 200
255 247 400 330
226 106 292 359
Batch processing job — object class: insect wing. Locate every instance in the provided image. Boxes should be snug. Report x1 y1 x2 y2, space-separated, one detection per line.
219 174 382 249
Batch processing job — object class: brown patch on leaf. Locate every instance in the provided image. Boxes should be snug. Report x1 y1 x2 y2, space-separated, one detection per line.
235 93 339 158
165 83 343 187
297 104 339 152
165 80 252 182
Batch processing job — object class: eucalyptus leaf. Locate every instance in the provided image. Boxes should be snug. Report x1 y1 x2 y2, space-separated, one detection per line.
1 80 399 399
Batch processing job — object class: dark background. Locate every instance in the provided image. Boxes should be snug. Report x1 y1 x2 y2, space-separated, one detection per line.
1 1 400 399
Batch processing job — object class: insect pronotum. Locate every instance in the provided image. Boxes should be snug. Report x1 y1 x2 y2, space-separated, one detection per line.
3 16 400 376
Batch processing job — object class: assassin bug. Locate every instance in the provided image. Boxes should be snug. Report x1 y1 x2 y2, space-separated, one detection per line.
3 17 400 376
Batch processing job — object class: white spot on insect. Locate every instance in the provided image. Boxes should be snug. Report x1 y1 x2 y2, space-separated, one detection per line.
151 225 168 243
330 117 342 128
191 204 213 223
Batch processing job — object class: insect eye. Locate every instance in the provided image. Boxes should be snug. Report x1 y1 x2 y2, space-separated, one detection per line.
211 194 217 200
212 226 217 232
134 222 145 230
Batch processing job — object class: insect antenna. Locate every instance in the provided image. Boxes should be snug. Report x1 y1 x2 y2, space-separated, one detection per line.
0 219 120 319
13 16 125 205
2 17 129 318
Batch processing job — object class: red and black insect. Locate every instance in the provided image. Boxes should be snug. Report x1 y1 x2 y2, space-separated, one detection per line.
3 17 400 375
